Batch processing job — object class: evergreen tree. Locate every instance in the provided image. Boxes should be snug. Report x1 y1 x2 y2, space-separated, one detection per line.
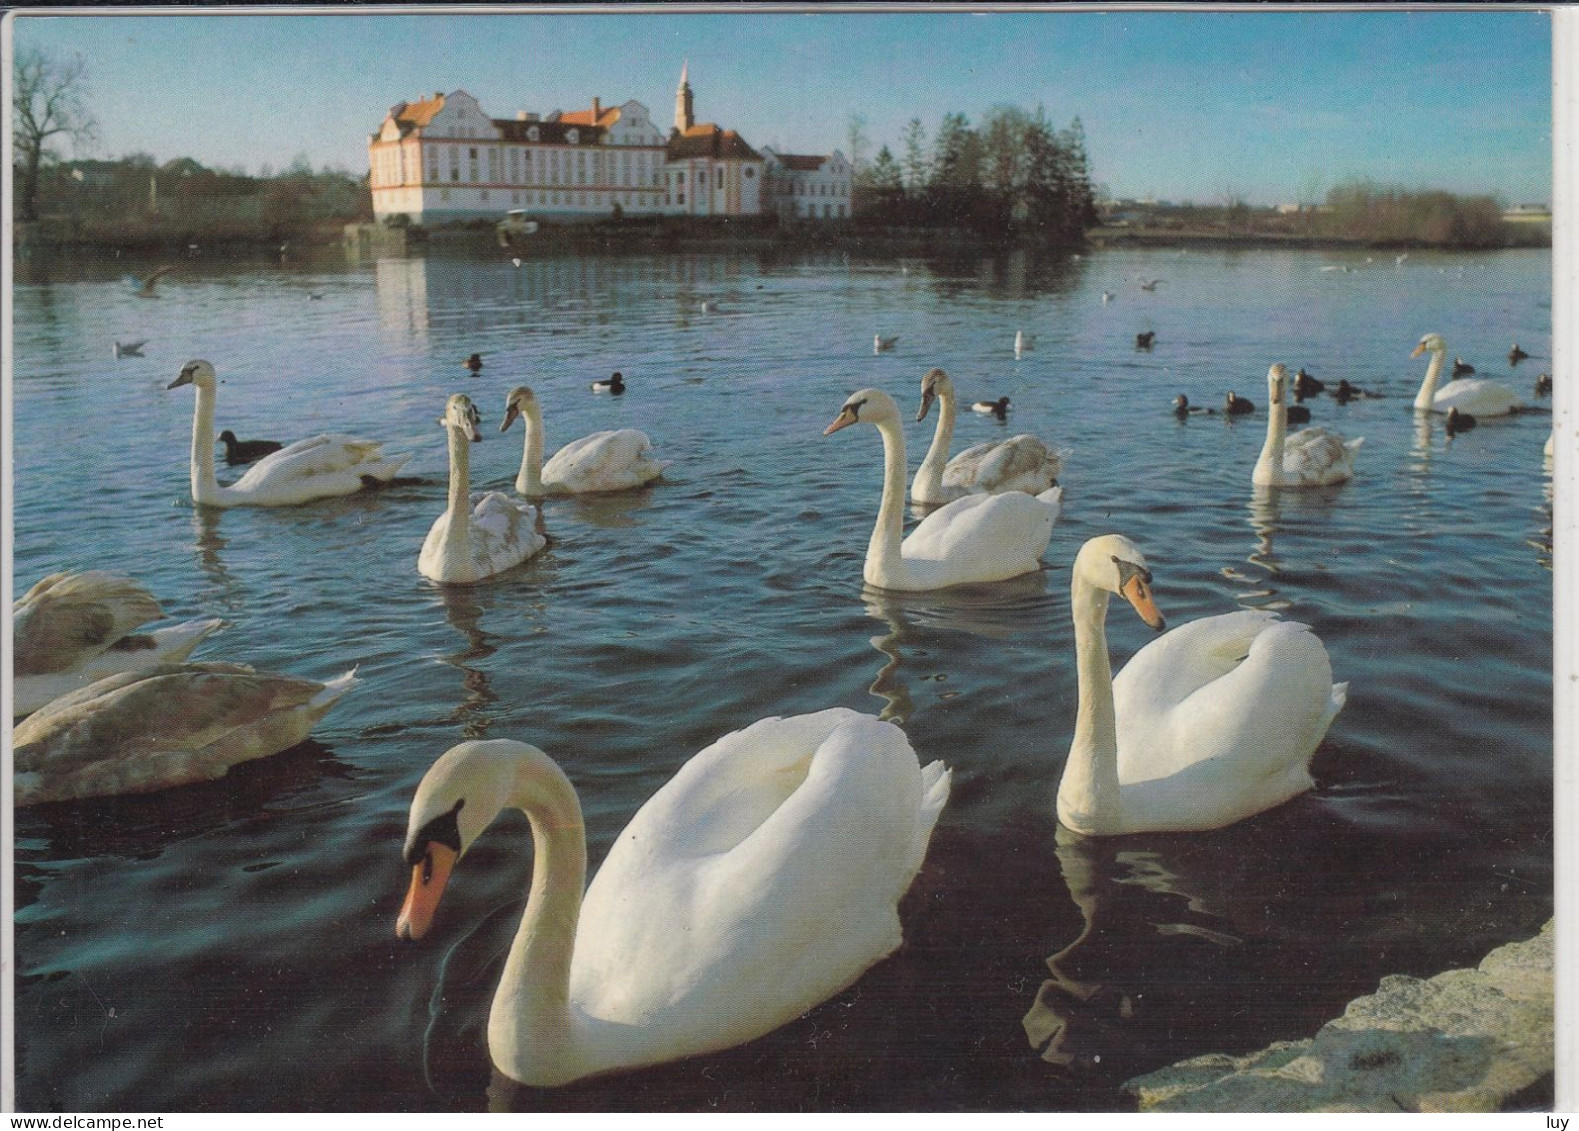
900 118 928 196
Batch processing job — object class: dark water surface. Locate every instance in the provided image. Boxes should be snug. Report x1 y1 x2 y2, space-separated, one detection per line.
10 244 1552 1111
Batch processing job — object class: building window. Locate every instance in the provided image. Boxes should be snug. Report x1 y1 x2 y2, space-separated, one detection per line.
527 126 540 142
744 167 755 179
717 168 724 189
480 190 489 202
567 128 579 145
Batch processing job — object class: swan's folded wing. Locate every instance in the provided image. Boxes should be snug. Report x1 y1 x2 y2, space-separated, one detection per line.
13 662 331 802
234 433 387 487
1115 615 1334 785
543 429 660 490
13 572 165 675
945 434 1060 493
902 489 1055 565
469 492 538 543
574 710 936 1036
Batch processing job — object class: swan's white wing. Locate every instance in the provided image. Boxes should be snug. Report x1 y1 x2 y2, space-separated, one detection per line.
943 434 1062 495
542 429 666 493
573 709 947 1053
13 663 335 804
233 433 395 489
900 489 1057 584
1113 614 1338 825
12 572 165 675
1282 428 1361 485
1433 378 1524 416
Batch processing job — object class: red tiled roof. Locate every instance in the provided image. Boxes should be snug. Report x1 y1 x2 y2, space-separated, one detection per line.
559 101 621 128
392 95 445 129
667 124 761 162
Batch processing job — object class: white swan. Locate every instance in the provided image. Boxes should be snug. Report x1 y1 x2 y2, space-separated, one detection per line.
1411 334 1523 416
827 389 1062 592
1056 534 1347 836
396 708 951 1087
1251 364 1364 488
501 386 669 496
419 395 546 585
14 662 357 806
168 360 412 508
13 571 223 717
910 369 1063 505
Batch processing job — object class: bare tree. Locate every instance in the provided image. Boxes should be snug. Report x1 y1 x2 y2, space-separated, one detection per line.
900 118 928 196
846 113 870 183
13 47 98 222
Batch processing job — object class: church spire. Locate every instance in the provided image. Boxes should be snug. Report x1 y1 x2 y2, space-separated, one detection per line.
675 60 694 133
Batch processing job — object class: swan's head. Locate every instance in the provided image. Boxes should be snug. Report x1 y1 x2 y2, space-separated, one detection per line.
1413 333 1446 359
1266 364 1289 405
825 388 899 435
168 359 216 391
397 739 575 941
500 385 538 432
441 394 483 442
1074 534 1166 632
916 368 953 422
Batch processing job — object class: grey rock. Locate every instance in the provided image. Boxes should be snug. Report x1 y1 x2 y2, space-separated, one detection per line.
1124 920 1553 1112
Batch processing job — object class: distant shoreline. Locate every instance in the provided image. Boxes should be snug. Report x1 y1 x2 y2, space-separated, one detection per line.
14 217 1550 257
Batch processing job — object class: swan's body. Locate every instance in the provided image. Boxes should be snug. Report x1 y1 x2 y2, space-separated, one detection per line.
420 395 545 585
828 388 1061 591
502 386 668 496
14 662 357 805
216 430 283 465
13 571 223 718
875 334 899 354
1055 535 1346 836
168 360 411 508
396 710 951 1087
911 369 1061 505
1251 364 1363 488
1413 335 1523 416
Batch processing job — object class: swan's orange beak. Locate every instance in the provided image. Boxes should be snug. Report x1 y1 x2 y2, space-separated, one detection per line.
1122 574 1166 632
824 406 860 435
1410 342 1427 359
397 842 458 941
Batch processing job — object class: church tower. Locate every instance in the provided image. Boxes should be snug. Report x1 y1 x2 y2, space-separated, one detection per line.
674 60 694 133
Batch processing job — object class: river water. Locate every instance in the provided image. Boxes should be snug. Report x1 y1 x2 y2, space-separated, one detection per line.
10 242 1553 1111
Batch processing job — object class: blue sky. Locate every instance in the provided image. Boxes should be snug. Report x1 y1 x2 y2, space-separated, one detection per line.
10 8 1555 206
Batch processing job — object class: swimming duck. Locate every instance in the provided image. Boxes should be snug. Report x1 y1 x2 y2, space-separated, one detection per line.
1225 392 1255 416
1535 372 1552 396
464 353 484 376
1172 394 1216 418
874 334 900 354
1292 368 1325 400
590 371 626 395
215 430 284 466
1136 331 1156 350
972 396 1011 420
1509 343 1530 367
1445 407 1477 435
1452 357 1476 378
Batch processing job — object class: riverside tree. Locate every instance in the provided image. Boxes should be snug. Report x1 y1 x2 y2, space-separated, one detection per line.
13 47 98 223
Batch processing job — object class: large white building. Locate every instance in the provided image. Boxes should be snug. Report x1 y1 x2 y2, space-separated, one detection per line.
761 149 853 221
369 67 781 225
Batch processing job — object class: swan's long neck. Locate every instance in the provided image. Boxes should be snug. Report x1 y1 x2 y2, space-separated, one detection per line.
1058 573 1124 836
1254 390 1288 485
867 416 913 587
515 406 546 495
443 424 473 547
1414 346 1446 411
912 390 956 500
189 383 222 506
488 756 588 1083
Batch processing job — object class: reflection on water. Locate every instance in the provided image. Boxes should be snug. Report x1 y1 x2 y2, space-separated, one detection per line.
1022 826 1246 1070
435 584 500 738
